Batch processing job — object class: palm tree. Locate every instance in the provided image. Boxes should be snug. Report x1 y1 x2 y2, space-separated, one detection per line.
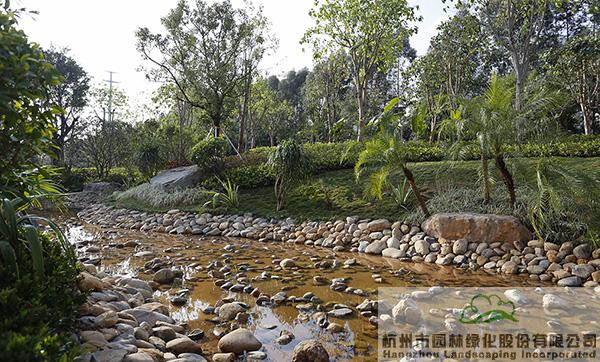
458 75 559 207
355 132 430 217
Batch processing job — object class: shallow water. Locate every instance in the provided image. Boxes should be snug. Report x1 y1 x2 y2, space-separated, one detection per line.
63 218 544 361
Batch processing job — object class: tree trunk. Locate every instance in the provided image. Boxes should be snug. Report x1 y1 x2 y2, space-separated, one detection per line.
52 139 65 166
481 151 491 203
238 75 252 153
511 56 527 111
356 82 368 142
275 176 286 211
402 166 429 217
495 153 516 207
580 100 593 135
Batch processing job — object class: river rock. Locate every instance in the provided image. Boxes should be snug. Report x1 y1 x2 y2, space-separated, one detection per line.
327 308 353 318
78 272 107 292
452 239 468 255
573 244 592 260
123 352 155 362
414 240 430 255
280 259 296 269
218 303 245 321
571 264 595 279
153 268 176 284
367 219 391 232
217 328 262 355
212 353 236 362
95 310 118 328
153 326 177 341
291 340 330 362
365 239 386 254
166 337 203 354
557 276 582 287
123 307 174 326
89 349 128 362
382 248 403 258
501 261 518 274
422 213 531 243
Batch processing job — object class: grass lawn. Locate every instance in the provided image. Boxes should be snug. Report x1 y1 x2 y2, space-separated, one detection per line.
236 157 600 223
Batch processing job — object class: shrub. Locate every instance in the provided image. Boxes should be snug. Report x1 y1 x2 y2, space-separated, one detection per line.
134 142 164 179
189 137 228 175
219 164 274 189
59 167 87 192
0 232 84 361
0 201 84 361
114 183 211 209
268 140 310 211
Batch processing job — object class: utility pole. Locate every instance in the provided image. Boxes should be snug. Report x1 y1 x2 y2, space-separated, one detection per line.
103 71 120 122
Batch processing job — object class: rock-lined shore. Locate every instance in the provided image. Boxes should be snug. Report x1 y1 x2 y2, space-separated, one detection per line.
78 204 600 288
76 265 209 362
75 263 330 362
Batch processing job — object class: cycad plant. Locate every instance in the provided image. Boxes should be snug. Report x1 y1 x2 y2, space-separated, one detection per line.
268 140 309 211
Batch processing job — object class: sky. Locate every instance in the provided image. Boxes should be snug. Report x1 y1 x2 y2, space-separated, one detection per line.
17 0 450 106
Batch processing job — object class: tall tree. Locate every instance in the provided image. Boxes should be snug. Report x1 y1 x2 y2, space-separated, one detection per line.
43 47 90 165
303 50 351 142
551 34 600 134
237 3 272 153
248 78 293 147
136 0 265 138
478 0 550 110
303 0 419 141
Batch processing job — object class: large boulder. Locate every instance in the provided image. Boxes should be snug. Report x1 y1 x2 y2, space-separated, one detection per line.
150 165 201 189
422 213 531 243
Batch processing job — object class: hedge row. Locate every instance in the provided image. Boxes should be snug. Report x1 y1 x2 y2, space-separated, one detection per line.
60 167 142 192
208 136 600 189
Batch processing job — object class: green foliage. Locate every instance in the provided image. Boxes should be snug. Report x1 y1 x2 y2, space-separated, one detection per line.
0 7 63 202
0 231 84 361
302 0 419 138
0 198 76 280
219 164 274 189
268 139 310 211
204 178 240 210
189 136 229 176
136 0 269 130
134 142 164 179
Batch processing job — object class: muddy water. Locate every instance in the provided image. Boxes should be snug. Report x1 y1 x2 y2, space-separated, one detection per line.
64 219 544 361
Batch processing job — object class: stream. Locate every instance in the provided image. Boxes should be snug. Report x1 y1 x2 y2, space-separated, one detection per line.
62 215 543 361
